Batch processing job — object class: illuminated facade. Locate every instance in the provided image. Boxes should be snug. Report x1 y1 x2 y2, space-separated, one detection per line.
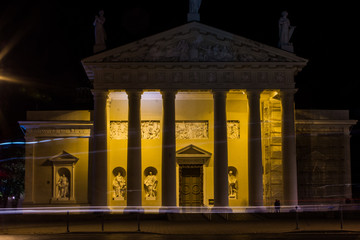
19 22 355 207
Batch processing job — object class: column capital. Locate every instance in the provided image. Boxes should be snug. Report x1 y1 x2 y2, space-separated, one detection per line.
245 89 263 98
160 90 177 99
212 89 229 94
126 89 143 99
212 90 228 100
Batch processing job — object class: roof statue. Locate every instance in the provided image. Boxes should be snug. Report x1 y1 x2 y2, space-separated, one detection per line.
278 11 296 52
188 0 202 22
93 10 107 53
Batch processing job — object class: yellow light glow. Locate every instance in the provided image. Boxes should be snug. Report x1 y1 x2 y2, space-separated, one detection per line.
0 74 20 83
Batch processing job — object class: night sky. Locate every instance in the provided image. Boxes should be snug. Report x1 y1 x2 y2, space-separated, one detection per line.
1 1 360 196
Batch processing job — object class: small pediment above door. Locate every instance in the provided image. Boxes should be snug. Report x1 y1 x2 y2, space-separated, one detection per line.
49 151 79 164
176 144 211 165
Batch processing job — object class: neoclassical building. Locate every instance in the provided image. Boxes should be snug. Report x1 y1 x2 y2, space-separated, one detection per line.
19 21 356 208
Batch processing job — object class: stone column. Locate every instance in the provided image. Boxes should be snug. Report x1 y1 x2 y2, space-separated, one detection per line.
343 127 352 200
161 90 177 207
280 89 298 205
92 89 109 206
126 90 143 207
247 90 264 206
213 90 229 207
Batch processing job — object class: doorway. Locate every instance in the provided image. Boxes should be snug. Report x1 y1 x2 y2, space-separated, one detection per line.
179 165 203 206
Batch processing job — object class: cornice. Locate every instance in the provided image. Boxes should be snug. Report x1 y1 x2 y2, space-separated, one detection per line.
19 121 93 138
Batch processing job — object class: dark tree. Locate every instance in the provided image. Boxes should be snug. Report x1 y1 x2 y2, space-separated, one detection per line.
0 144 25 208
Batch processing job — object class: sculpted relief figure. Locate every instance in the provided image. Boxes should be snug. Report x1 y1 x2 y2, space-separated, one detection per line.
144 171 158 200
113 172 126 199
57 174 69 199
278 11 295 52
228 170 238 198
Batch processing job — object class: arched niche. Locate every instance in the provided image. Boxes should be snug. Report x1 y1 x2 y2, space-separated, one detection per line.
56 168 70 199
144 167 158 200
49 151 78 203
228 166 238 199
112 167 126 200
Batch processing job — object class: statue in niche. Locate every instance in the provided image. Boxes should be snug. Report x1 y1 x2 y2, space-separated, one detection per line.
144 171 158 200
189 0 202 13
228 170 238 199
57 174 69 199
278 11 295 52
112 172 126 200
93 10 106 53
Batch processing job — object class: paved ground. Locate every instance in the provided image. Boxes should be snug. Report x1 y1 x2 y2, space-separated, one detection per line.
1 211 360 235
1 233 360 240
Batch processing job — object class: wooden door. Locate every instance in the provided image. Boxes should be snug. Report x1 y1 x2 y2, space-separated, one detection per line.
179 166 203 206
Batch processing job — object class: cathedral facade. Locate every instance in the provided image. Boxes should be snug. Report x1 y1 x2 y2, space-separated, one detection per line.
19 22 355 208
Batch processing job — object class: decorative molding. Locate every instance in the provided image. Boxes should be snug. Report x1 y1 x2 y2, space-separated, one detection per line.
92 68 297 90
26 128 91 137
19 121 93 138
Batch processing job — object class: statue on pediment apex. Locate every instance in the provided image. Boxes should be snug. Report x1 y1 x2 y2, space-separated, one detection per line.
189 0 202 13
93 10 107 53
188 0 202 22
278 11 295 52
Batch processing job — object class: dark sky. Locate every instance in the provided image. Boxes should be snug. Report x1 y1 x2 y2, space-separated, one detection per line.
0 0 359 140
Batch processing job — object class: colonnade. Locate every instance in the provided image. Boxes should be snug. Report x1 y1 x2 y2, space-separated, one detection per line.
91 89 298 207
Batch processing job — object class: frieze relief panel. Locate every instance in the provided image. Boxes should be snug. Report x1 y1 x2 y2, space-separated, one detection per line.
176 121 209 139
95 68 295 90
110 121 160 139
227 121 240 139
110 120 240 140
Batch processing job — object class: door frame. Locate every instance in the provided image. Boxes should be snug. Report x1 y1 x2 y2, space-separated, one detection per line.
179 164 204 206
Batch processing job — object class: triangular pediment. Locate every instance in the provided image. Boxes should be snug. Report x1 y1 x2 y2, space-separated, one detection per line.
49 151 79 164
176 144 212 158
82 22 307 65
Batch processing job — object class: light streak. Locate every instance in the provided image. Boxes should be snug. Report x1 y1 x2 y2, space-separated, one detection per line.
0 136 90 146
0 204 359 215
